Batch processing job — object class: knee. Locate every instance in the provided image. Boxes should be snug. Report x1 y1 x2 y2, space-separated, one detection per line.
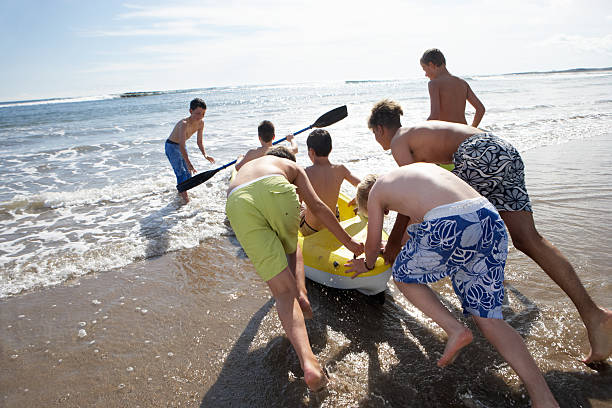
510 230 544 254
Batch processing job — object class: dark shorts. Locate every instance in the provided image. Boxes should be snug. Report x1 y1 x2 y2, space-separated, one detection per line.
165 140 191 188
452 133 532 212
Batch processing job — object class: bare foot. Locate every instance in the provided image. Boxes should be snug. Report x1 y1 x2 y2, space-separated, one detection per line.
437 327 473 367
303 359 328 391
304 367 329 392
584 307 612 363
298 295 313 320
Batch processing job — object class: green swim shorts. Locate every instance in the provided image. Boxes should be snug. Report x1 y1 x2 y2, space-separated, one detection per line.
226 175 301 281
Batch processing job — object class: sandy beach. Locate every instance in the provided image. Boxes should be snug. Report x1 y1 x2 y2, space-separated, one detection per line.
2 134 611 407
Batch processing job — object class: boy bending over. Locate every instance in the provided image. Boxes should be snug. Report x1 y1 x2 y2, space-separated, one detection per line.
235 120 298 171
300 129 361 236
226 146 363 391
346 164 558 408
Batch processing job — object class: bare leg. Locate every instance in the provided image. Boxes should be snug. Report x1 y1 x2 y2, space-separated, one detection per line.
179 191 189 204
266 267 326 391
394 280 473 367
500 210 612 362
286 246 312 319
473 316 559 407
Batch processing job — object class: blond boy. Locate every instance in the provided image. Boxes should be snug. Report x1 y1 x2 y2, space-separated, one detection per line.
347 164 558 407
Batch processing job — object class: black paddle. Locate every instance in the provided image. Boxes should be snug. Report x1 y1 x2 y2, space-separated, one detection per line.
177 105 348 192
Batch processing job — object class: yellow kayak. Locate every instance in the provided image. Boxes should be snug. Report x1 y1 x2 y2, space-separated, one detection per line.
298 192 391 296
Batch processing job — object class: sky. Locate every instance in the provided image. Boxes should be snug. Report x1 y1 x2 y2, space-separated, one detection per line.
1 0 611 102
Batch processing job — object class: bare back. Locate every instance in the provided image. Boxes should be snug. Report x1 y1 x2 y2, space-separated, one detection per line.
374 163 480 224
390 121 482 165
307 164 348 209
228 155 296 194
428 75 469 124
302 160 360 230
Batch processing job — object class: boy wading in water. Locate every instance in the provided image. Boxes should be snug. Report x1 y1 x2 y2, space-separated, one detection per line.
165 98 215 203
226 146 363 391
300 129 361 236
367 99 612 363
421 48 486 127
346 164 559 407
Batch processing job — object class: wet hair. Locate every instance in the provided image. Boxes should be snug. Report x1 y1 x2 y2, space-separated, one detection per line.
368 99 403 130
266 145 296 162
258 120 275 142
306 129 332 157
190 98 207 111
420 48 446 67
356 174 378 216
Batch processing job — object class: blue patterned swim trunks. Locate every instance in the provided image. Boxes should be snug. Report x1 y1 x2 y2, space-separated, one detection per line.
452 133 532 212
392 197 508 319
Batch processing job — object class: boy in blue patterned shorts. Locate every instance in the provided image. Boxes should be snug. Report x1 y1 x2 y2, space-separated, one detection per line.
346 163 558 407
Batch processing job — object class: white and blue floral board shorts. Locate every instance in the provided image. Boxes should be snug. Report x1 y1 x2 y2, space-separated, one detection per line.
392 197 508 319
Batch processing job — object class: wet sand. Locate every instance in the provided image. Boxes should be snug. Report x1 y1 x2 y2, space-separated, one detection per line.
2 134 612 407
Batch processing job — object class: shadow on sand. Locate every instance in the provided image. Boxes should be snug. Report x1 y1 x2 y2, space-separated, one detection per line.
197 276 612 407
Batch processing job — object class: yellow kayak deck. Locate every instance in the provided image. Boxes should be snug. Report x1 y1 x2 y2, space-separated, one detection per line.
299 192 391 295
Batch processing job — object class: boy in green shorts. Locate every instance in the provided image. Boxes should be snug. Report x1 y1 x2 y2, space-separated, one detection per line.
226 146 363 391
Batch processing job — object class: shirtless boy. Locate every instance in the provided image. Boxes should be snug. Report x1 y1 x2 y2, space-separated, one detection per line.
299 129 361 236
420 48 486 127
346 164 559 408
235 120 298 171
367 99 612 363
165 98 215 203
226 146 363 391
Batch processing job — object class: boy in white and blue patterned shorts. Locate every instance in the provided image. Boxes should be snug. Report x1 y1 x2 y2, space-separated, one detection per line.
345 163 558 406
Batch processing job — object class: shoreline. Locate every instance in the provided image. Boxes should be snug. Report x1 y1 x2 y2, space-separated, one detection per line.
2 134 612 407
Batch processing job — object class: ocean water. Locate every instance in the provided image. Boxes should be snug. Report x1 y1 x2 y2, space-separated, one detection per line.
1 69 611 298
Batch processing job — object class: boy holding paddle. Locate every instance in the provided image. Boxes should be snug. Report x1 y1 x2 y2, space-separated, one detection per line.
165 98 215 203
299 129 361 236
226 145 363 391
235 120 298 171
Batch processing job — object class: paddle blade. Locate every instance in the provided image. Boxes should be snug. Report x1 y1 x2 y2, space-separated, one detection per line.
311 105 347 128
176 168 220 192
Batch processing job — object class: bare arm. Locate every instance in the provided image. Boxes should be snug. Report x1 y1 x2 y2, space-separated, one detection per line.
293 166 363 256
467 84 485 127
235 150 254 171
286 133 298 154
427 81 441 121
345 193 385 277
196 121 215 164
382 213 410 264
342 165 361 187
381 142 414 263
